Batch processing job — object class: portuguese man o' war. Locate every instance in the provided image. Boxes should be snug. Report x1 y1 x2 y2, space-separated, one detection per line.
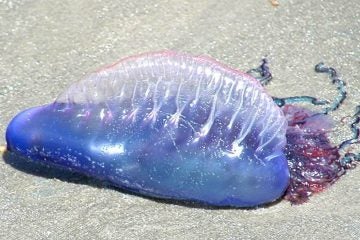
5 51 360 207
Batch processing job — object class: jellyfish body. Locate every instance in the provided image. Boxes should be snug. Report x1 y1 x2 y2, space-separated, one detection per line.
7 51 353 207
6 51 293 207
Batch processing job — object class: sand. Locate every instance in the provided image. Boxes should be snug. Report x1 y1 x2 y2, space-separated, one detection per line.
0 0 359 239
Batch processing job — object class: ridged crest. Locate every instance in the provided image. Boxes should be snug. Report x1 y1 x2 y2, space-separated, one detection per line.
56 51 287 160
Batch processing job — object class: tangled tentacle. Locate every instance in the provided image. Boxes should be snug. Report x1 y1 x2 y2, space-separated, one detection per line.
247 58 273 86
249 59 359 203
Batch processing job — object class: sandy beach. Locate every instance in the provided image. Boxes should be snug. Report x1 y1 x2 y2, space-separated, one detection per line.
0 0 359 239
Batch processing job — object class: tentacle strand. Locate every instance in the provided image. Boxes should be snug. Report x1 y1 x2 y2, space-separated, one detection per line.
247 58 272 86
338 105 360 168
272 96 329 108
315 63 347 114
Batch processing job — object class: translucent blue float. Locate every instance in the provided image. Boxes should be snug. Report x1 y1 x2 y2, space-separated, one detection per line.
5 51 359 207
